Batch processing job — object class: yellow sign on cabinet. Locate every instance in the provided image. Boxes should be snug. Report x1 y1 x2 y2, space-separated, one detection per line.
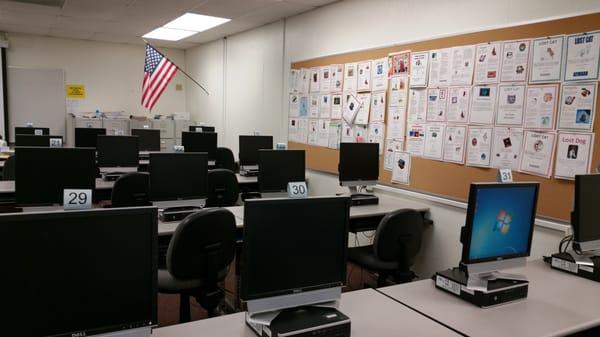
65 84 86 99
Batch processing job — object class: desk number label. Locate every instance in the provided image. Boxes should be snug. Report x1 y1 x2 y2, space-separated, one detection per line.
498 169 513 183
287 182 308 198
63 189 92 210
49 138 62 148
436 275 460 295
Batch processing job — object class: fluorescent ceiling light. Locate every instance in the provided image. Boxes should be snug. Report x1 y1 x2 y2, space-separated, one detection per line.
164 13 230 32
143 27 196 41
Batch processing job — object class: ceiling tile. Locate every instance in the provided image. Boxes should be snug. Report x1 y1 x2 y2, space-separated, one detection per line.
190 0 281 19
60 0 135 21
0 22 51 35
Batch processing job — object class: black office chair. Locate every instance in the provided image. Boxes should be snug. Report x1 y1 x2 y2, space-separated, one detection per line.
2 155 15 180
214 147 236 172
206 169 240 207
158 208 236 322
110 172 151 207
348 209 423 287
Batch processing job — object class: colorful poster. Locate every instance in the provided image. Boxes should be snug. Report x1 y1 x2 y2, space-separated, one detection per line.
519 130 556 178
389 76 409 108
406 123 425 156
558 82 597 131
408 88 427 123
423 124 446 160
554 132 595 180
564 31 600 82
426 87 448 122
372 58 389 91
495 84 526 126
357 61 372 92
530 36 564 83
391 151 411 185
446 86 471 123
466 126 493 167
449 45 476 86
370 92 386 122
428 48 451 86
500 40 530 82
353 124 368 143
343 62 358 92
331 94 343 119
389 50 410 76
469 85 497 125
319 94 331 118
409 51 429 87
491 127 523 170
474 42 502 84
443 125 467 164
330 64 344 93
524 84 558 129
384 138 405 171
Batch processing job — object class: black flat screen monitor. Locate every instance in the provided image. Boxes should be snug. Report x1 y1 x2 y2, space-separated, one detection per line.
97 135 139 168
461 182 539 265
338 142 379 187
132 129 161 152
189 125 215 132
258 150 305 193
15 134 63 147
573 174 600 251
241 196 350 301
14 126 49 136
0 207 158 337
75 127 106 148
15 147 96 206
181 131 217 160
239 135 273 166
149 153 208 201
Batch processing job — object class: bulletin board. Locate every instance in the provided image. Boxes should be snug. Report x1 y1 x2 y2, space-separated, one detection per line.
289 13 600 222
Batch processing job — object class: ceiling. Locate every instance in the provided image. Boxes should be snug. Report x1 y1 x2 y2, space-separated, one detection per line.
0 0 338 49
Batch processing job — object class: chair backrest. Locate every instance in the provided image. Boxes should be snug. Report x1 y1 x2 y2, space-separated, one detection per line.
2 155 15 180
206 169 240 207
111 172 150 207
215 147 235 171
373 209 423 269
167 208 236 280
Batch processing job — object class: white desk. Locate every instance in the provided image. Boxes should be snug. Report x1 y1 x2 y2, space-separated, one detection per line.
151 288 462 337
379 260 600 337
0 178 113 194
158 206 244 235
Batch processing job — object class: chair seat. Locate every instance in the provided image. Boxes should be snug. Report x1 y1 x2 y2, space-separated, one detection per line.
348 245 399 271
158 267 229 293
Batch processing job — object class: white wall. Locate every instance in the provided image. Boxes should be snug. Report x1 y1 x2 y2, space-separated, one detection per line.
6 33 186 122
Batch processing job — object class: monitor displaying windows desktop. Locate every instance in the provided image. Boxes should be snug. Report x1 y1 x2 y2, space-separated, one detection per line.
258 149 305 194
75 127 106 148
181 131 217 160
97 135 139 170
241 196 350 312
338 142 379 187
132 128 161 152
15 134 63 147
15 147 96 206
14 126 49 136
0 207 157 337
239 135 273 168
149 153 208 204
573 174 600 252
461 182 539 270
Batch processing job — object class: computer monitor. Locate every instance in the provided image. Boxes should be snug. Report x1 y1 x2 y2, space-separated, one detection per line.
149 152 208 204
338 142 379 188
15 147 96 206
0 207 157 337
14 126 49 136
97 135 139 170
75 127 106 148
461 182 539 274
181 131 217 160
239 135 273 168
189 125 215 132
132 128 161 152
572 174 600 252
241 196 350 313
258 150 305 194
15 134 63 147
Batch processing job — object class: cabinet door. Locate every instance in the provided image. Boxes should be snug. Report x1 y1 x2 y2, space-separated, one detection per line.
151 120 175 139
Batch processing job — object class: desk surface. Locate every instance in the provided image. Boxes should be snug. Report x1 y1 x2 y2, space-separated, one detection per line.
151 288 461 337
379 259 600 337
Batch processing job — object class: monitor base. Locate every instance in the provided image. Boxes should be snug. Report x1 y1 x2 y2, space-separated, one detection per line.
158 206 203 222
246 306 350 337
550 251 600 282
434 268 529 308
349 193 379 206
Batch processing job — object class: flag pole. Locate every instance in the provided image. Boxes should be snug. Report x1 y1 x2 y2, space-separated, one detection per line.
143 40 210 96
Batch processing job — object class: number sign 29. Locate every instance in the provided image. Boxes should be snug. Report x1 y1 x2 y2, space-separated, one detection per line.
63 189 92 210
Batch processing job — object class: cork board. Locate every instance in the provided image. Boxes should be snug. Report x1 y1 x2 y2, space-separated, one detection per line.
290 13 600 222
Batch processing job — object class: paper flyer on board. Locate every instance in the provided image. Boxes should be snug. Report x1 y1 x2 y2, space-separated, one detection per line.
297 118 309 143
289 94 299 117
300 68 310 94
299 96 309 117
408 88 427 123
317 119 330 147
449 45 475 86
564 31 600 82
446 86 470 123
328 120 342 149
330 64 344 93
491 127 523 170
554 132 594 180
372 58 389 91
524 84 558 129
289 69 299 93
469 85 497 125
474 42 502 84
466 126 493 167
423 124 446 160
519 130 556 178
389 50 410 76
384 138 404 171
342 92 361 125
343 62 358 92
409 51 429 87
331 94 343 119
530 36 564 83
354 93 372 125
341 121 354 143
288 118 298 142
353 124 368 143
391 151 411 185
426 87 448 122
310 67 320 93
389 75 409 109
368 122 385 154
443 125 467 164
387 106 406 140
370 92 386 122
319 94 331 118
319 66 331 93
495 84 525 126
307 119 319 145
406 123 425 156
357 61 372 92
428 48 451 86
309 94 320 118
500 40 530 82
558 82 597 131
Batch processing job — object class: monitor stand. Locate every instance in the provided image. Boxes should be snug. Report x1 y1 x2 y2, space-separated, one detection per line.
550 250 600 282
100 167 138 181
154 199 206 222
347 186 379 206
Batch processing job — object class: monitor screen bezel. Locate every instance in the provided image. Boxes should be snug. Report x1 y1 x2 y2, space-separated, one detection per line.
239 135 274 166
338 142 380 186
131 128 161 152
257 149 305 193
75 127 107 148
96 135 140 168
460 182 540 265
573 173 600 249
14 126 50 136
181 131 217 160
148 152 209 201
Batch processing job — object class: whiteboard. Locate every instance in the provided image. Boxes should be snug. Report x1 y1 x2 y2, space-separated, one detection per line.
7 66 65 143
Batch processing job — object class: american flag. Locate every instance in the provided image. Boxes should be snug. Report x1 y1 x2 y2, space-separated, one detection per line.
141 44 178 110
